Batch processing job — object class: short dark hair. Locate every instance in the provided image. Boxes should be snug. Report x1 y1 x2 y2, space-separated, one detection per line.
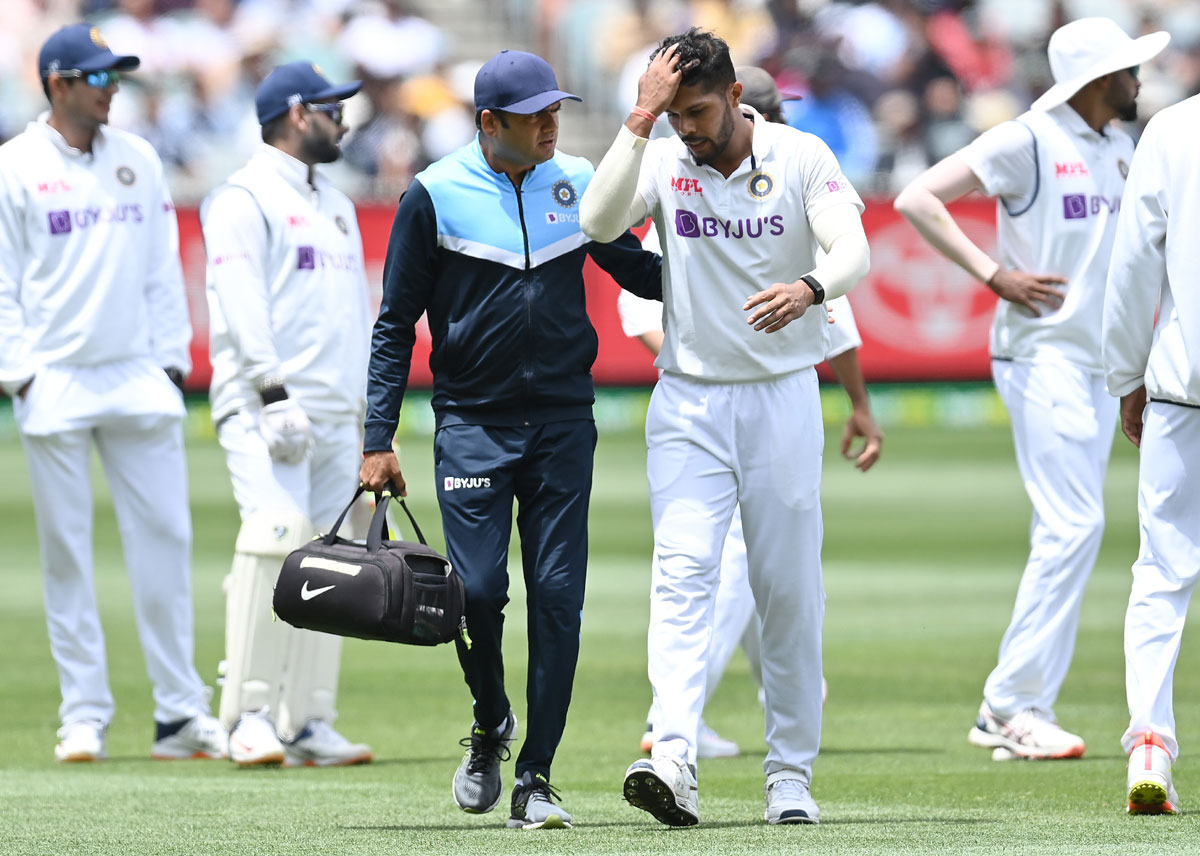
261 113 288 143
475 109 510 130
652 28 735 94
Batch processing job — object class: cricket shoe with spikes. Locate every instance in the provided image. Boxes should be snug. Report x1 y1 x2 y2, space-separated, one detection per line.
1127 731 1180 815
623 754 699 827
967 702 1085 760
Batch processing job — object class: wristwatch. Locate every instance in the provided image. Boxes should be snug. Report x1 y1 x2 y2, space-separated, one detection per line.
800 274 825 305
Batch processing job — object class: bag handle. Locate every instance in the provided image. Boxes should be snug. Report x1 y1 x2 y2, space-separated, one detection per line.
321 482 429 550
365 482 429 551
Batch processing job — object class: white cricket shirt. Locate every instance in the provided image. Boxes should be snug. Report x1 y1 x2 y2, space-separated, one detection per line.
0 115 191 394
1104 94 1200 406
635 107 864 381
203 144 371 423
961 103 1134 372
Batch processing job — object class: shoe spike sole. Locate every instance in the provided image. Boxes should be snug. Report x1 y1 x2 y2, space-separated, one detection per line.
623 771 698 827
1128 781 1174 815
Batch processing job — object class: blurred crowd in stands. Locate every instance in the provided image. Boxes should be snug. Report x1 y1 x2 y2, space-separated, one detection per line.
7 0 1200 203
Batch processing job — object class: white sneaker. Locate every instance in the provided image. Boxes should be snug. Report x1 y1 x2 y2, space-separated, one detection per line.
285 719 373 767
623 755 699 827
697 720 739 759
152 713 228 760
1127 732 1180 815
55 720 107 763
765 776 820 825
967 702 1085 759
228 708 285 767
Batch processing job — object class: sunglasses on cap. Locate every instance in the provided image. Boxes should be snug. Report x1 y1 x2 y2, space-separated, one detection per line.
305 101 344 124
55 68 121 88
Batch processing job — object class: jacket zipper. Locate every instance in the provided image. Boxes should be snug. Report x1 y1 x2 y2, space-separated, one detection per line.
513 180 534 422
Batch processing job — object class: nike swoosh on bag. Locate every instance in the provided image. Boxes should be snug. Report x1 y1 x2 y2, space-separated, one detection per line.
300 581 336 600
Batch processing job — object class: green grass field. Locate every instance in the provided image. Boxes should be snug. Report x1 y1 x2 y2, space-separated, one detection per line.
0 411 1196 855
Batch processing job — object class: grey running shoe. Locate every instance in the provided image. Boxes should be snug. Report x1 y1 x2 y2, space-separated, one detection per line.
452 711 517 813
765 776 820 825
506 771 573 829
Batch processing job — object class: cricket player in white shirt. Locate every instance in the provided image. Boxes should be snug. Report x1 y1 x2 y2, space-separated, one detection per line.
202 61 373 768
0 23 227 763
625 69 883 753
894 17 1169 761
1103 93 1200 816
581 29 871 826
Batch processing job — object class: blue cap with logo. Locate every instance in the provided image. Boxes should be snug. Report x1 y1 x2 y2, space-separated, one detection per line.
255 61 362 124
474 50 581 115
39 23 139 78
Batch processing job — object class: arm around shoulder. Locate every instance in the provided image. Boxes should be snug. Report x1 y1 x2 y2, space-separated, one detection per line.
580 125 651 243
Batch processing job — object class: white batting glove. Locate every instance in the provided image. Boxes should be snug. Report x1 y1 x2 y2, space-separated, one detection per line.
259 398 313 464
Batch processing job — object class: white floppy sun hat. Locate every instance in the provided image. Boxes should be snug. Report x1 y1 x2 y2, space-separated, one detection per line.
1031 17 1170 111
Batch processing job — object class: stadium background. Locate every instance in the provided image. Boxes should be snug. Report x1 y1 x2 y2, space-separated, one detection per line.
3 4 1199 853
6 0 1200 406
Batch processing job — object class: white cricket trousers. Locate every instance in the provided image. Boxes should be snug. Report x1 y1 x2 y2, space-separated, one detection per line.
1121 402 1200 761
986 360 1116 717
20 414 205 727
646 507 754 730
218 410 363 737
646 369 824 782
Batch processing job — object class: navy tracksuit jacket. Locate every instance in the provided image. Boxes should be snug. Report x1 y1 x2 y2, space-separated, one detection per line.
364 136 661 779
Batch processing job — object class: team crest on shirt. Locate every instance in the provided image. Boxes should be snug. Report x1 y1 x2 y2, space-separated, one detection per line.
1117 159 1129 179
551 179 578 208
747 172 774 200
335 215 349 235
116 166 136 186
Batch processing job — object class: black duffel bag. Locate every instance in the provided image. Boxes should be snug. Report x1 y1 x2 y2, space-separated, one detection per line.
273 485 466 646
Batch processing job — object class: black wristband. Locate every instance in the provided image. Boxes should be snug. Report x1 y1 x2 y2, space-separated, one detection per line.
800 274 825 305
259 384 289 406
163 367 185 392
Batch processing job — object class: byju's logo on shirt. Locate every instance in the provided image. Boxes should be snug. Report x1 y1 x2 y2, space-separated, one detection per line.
675 209 784 239
1062 194 1120 220
47 204 144 235
296 246 358 270
546 211 580 224
443 476 491 491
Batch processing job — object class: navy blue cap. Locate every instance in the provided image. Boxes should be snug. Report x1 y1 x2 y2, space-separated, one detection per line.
474 50 581 114
255 61 362 124
39 23 139 78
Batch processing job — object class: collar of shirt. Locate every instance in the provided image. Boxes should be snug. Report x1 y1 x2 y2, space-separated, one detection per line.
30 112 107 161
1050 102 1108 141
673 103 775 175
255 142 323 196
468 133 550 190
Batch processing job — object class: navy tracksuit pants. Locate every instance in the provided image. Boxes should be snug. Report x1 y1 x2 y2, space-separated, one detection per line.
434 418 596 781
